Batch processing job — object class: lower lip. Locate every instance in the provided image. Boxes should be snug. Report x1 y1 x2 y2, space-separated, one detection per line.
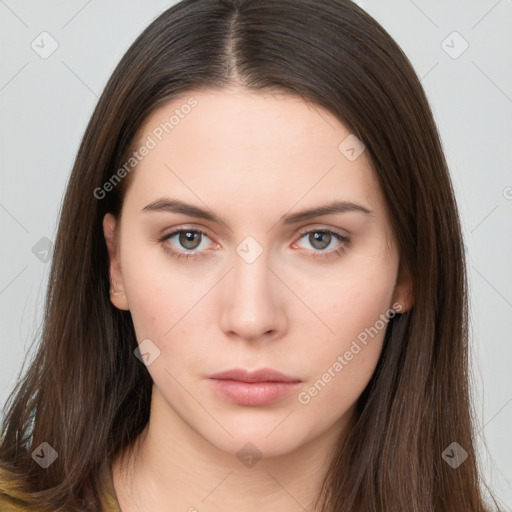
208 379 302 406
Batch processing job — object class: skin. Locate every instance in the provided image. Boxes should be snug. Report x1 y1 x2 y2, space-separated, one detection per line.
104 87 413 512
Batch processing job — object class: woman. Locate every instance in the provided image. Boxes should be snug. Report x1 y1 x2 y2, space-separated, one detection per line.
0 0 498 510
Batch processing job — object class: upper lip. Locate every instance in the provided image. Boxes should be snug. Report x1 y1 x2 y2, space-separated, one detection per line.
209 368 302 383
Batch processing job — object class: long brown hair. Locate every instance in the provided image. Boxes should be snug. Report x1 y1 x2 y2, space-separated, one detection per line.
0 0 498 510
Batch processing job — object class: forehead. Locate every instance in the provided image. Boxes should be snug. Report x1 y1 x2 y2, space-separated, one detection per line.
138 88 353 160
123 88 383 221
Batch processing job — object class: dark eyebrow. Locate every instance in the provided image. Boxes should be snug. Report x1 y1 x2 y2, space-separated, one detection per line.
281 200 373 225
142 199 228 228
141 198 373 228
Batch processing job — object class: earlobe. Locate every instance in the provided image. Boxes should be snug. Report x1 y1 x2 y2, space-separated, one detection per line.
392 264 414 314
103 213 130 311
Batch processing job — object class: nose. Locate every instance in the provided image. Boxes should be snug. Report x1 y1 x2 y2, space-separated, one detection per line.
218 247 288 342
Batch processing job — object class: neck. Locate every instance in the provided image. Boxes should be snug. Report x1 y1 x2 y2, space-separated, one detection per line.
112 386 352 512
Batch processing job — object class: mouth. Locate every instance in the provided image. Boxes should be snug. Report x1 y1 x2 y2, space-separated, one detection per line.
208 368 303 406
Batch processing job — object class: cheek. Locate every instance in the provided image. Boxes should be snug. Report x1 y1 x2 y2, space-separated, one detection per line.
118 235 174 339
292 254 397 415
122 267 190 342
328 272 395 344
120 243 215 367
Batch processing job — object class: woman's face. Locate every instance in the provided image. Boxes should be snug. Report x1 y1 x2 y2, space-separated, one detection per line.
104 88 411 458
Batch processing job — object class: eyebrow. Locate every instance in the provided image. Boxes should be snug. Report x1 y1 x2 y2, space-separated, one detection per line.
141 198 373 227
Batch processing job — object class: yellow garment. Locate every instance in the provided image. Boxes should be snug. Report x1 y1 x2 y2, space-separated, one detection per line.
101 461 123 512
0 462 122 511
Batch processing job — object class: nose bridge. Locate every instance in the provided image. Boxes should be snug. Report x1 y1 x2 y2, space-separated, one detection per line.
219 235 284 338
231 235 274 307
234 247 269 293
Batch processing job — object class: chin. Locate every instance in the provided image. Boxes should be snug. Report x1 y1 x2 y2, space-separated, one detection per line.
211 434 300 462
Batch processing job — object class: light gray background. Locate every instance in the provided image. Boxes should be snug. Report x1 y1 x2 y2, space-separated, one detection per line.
1 0 511 508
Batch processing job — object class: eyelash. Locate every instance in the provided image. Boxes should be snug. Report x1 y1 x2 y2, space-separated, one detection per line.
159 228 350 261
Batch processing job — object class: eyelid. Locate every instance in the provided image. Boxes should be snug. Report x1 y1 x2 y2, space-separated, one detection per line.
294 224 350 239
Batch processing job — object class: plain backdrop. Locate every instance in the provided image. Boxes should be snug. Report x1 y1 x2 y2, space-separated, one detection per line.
0 0 511 508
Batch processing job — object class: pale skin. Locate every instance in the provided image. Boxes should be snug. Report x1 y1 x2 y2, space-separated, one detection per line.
104 87 413 512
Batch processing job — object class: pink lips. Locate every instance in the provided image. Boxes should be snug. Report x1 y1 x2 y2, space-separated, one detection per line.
208 368 302 406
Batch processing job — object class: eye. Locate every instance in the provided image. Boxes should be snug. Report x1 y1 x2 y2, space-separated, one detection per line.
294 229 350 259
159 228 215 259
159 227 350 261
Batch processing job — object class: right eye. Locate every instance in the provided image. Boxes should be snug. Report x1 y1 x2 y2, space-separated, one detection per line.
159 228 217 260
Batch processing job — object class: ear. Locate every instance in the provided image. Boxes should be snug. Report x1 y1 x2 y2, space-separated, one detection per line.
391 263 414 314
103 213 130 311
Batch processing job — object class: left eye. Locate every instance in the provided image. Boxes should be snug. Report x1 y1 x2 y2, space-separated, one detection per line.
295 229 348 254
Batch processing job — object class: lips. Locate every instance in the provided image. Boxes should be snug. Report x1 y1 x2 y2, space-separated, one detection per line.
208 368 302 383
208 368 303 406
